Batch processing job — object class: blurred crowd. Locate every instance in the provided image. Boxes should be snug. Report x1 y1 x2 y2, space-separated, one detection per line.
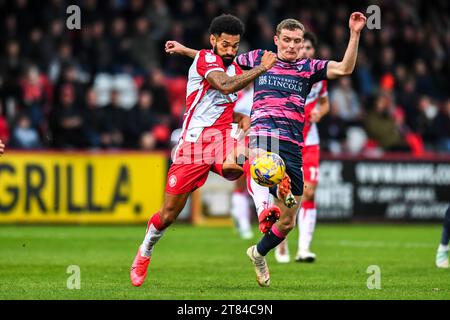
0 0 448 155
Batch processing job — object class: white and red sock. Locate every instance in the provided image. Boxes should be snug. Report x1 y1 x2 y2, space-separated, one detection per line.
246 170 271 219
141 212 166 258
297 200 317 252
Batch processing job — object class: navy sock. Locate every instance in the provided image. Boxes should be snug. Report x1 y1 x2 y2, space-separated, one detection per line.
256 227 285 256
440 205 450 246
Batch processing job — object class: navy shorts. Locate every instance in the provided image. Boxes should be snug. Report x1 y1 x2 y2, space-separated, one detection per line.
250 136 304 196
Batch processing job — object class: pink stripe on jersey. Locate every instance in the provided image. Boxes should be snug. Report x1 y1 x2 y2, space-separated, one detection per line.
236 49 329 147
253 107 305 123
310 59 328 70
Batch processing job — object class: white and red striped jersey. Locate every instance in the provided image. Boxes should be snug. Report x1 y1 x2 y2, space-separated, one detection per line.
303 80 328 146
181 49 243 143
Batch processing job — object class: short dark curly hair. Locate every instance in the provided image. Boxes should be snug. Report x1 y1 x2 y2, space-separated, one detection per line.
209 14 245 37
304 32 318 49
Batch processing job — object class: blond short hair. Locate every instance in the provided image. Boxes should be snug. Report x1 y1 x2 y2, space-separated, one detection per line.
276 19 305 35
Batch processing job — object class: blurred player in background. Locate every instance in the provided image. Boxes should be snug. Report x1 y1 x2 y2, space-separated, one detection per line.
275 32 330 263
230 84 254 240
0 139 4 154
130 14 277 287
436 205 450 268
167 12 367 287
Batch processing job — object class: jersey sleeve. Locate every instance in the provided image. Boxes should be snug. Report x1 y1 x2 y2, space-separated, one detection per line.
236 49 262 70
196 50 225 78
309 59 329 84
319 80 328 97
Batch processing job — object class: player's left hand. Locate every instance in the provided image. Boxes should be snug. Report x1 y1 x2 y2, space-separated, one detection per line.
349 12 367 33
0 139 5 155
165 40 186 55
309 109 322 123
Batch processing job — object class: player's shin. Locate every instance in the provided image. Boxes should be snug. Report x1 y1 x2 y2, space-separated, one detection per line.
256 224 286 256
248 172 272 217
298 200 317 253
248 174 282 233
141 212 167 258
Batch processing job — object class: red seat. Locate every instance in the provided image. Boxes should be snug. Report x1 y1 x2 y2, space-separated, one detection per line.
164 77 187 118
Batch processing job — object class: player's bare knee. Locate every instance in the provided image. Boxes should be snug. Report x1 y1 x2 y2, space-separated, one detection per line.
222 164 244 181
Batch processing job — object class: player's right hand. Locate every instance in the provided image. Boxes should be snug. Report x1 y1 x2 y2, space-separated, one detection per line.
0 139 5 155
349 12 367 33
260 50 277 71
165 40 186 55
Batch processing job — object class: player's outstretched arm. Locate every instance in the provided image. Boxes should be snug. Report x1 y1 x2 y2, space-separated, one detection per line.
164 40 276 94
0 139 5 155
165 41 198 58
327 12 367 79
207 50 276 95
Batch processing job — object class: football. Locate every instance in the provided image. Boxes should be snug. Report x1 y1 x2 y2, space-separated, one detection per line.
250 151 286 187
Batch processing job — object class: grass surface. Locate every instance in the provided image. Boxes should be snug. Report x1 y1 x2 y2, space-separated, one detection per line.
0 224 449 300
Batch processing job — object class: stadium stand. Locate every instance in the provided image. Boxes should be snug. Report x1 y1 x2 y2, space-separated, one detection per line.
0 0 448 154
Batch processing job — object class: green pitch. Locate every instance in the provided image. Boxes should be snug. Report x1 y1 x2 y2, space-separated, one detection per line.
0 224 449 300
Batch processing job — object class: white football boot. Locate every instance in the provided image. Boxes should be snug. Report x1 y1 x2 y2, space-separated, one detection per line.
247 245 270 287
436 248 449 268
295 250 317 263
240 230 254 240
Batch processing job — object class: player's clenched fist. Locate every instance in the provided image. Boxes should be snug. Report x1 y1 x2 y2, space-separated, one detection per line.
349 12 367 33
260 50 277 70
165 40 187 55
0 139 5 155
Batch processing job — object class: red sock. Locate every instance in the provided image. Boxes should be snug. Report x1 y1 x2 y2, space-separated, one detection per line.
302 200 315 210
146 212 165 232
